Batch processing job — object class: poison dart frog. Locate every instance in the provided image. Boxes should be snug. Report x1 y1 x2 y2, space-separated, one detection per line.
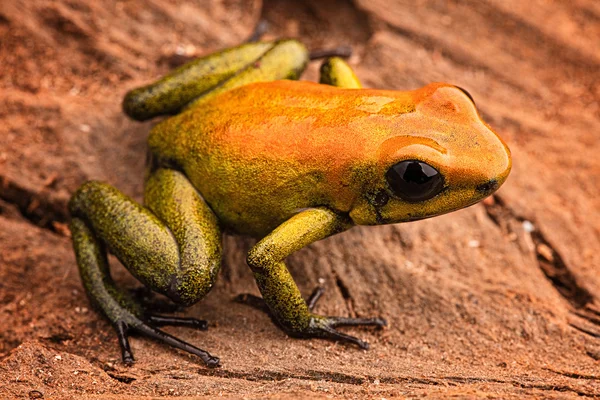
69 38 511 367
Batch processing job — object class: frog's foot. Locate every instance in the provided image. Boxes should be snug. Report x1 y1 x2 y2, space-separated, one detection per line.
302 286 386 349
303 314 387 350
112 310 219 367
235 286 386 349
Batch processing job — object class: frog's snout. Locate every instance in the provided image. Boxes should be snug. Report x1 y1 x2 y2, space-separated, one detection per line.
475 178 498 196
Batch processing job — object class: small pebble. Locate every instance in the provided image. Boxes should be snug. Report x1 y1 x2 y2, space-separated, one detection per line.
468 239 480 248
522 220 535 233
537 243 554 262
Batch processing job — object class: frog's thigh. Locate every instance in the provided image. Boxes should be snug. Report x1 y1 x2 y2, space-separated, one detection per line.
246 208 350 332
70 169 222 307
319 57 362 88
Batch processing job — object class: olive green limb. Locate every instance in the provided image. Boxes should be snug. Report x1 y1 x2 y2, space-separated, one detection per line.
70 219 219 367
186 39 309 109
68 169 222 366
122 41 275 120
319 57 362 88
70 169 222 305
245 208 386 349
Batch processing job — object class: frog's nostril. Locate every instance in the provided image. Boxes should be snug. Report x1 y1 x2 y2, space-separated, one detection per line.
476 179 498 194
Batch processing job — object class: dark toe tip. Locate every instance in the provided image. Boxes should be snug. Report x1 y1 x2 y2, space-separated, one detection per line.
123 354 135 365
205 356 220 368
194 320 209 330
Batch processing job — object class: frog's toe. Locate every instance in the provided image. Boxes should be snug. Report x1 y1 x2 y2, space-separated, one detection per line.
307 315 387 350
115 321 135 364
235 286 386 349
306 286 326 311
112 313 219 367
146 314 208 330
327 316 387 328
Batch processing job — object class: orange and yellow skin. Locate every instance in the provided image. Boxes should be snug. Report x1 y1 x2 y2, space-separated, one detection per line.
68 39 511 367
150 80 510 237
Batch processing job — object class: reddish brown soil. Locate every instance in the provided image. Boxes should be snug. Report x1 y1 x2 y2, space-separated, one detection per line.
1 0 600 398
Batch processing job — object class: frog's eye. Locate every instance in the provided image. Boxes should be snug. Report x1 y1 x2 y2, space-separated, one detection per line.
385 160 444 202
456 86 475 105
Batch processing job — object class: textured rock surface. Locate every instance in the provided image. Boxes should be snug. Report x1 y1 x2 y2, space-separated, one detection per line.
1 0 599 398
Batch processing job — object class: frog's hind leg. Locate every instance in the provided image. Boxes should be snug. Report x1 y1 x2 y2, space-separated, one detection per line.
185 42 359 109
69 168 222 367
124 38 311 120
123 41 275 121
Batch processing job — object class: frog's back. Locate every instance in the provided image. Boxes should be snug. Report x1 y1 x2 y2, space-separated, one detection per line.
148 80 427 236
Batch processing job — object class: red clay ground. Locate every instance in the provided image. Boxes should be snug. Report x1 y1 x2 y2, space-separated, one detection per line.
1 0 600 398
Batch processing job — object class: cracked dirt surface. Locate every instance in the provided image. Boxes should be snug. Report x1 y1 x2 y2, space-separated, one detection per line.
1 0 600 398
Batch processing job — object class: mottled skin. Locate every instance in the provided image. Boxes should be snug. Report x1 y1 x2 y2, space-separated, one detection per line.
69 39 511 368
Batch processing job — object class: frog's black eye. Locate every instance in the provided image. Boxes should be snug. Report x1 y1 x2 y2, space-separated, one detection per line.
456 86 475 105
385 160 444 202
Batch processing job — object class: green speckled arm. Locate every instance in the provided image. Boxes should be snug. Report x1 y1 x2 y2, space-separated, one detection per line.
246 208 352 333
69 168 222 307
123 41 274 120
319 57 362 88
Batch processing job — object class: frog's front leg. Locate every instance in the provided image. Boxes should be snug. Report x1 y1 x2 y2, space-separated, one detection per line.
69 169 222 367
246 208 387 349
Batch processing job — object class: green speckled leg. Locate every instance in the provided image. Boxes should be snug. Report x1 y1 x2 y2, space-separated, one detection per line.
123 38 360 121
319 57 362 88
123 41 275 120
124 39 310 119
69 168 222 367
245 208 386 349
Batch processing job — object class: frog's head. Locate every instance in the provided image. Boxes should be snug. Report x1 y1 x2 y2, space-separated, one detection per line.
349 83 511 226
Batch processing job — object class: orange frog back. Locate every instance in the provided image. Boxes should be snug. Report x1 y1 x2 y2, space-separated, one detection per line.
148 80 510 236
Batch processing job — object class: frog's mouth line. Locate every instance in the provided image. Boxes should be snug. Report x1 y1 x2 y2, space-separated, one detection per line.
372 184 499 225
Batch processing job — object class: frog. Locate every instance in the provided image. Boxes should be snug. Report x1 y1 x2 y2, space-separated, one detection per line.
68 36 511 368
